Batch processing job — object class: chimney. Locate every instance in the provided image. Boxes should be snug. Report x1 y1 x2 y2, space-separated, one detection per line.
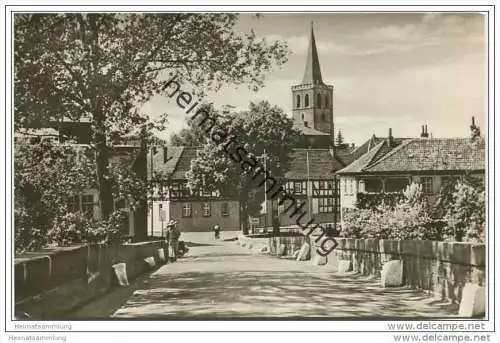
387 128 394 147
470 116 481 139
420 124 429 138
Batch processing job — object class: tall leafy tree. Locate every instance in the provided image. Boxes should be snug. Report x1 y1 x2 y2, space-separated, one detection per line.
14 13 289 220
169 104 216 147
186 101 300 234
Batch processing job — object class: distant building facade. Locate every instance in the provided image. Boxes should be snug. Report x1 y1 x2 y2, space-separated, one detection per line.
147 147 240 235
336 122 485 223
15 120 148 239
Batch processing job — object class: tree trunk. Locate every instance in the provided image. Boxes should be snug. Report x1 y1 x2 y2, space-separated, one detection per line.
94 116 113 220
240 201 249 236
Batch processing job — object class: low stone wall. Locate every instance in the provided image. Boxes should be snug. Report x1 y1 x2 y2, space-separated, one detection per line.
15 241 167 318
238 234 306 256
314 237 485 304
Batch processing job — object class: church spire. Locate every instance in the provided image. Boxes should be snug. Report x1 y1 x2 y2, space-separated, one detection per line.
301 22 324 85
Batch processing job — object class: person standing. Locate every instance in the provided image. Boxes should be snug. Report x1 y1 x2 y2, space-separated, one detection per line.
272 216 280 237
166 219 180 262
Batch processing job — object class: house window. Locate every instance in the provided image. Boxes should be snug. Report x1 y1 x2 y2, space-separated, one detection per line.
158 204 163 217
312 180 334 196
202 203 211 217
385 178 409 193
182 203 192 217
321 113 326 122
305 94 309 107
284 181 306 195
221 202 229 217
317 93 321 108
81 195 94 217
318 198 334 213
420 177 434 195
325 95 329 108
365 179 383 193
68 195 80 212
294 181 302 194
441 176 459 189
296 95 301 108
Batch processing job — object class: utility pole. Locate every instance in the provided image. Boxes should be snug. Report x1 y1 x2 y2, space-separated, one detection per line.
262 149 269 232
306 151 312 224
149 146 157 238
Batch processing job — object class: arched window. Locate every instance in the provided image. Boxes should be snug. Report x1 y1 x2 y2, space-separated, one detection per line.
296 95 301 108
325 94 329 108
317 93 321 108
305 94 309 107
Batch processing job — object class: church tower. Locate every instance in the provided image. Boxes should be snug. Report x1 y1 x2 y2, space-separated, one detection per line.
292 23 334 145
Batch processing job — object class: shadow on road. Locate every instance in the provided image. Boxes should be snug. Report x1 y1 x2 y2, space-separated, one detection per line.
111 270 458 319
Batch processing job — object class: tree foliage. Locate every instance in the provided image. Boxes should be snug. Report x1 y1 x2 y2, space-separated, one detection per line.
186 101 300 233
14 13 290 219
14 138 96 251
444 181 485 242
342 183 441 240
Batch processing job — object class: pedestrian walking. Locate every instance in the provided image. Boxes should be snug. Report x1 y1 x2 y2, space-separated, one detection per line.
213 224 221 239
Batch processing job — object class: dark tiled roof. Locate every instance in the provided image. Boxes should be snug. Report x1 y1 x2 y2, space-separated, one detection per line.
171 147 199 179
365 138 485 173
293 123 330 136
337 141 386 174
283 149 345 180
147 146 184 178
157 146 343 181
333 148 357 166
349 135 385 161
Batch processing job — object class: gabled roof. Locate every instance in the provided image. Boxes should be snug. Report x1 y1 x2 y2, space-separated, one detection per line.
336 141 386 174
147 146 184 178
154 147 344 182
365 138 485 173
283 149 345 180
171 147 199 179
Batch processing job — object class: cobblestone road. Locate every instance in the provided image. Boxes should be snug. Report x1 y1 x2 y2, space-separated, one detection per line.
71 232 458 319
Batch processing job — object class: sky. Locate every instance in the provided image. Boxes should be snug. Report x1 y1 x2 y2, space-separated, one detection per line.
141 12 486 146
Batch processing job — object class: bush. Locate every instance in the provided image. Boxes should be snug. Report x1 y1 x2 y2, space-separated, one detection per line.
342 183 440 240
356 192 404 209
48 210 126 247
444 181 485 242
48 212 92 246
341 208 373 238
14 207 50 253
